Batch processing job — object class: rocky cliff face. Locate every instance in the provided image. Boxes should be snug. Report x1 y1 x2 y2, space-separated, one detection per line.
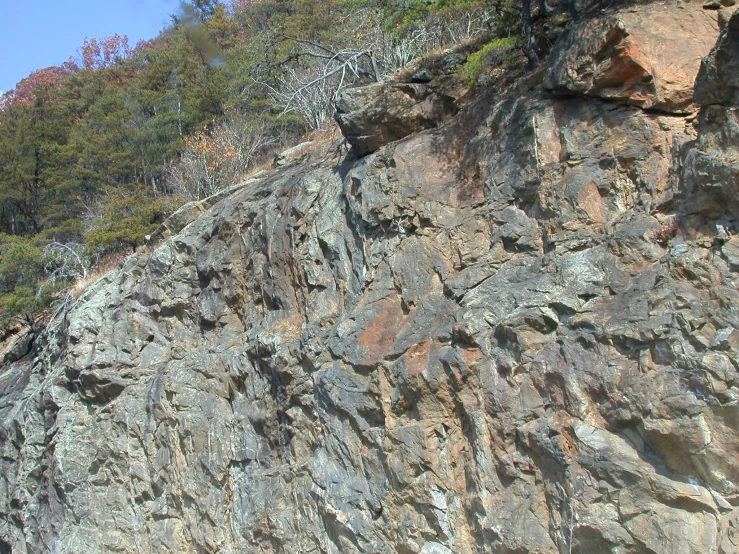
2 3 739 553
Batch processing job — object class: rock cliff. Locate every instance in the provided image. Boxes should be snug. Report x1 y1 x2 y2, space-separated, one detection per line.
2 2 739 553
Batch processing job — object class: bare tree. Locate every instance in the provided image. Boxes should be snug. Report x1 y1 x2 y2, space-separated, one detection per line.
167 112 275 201
261 4 496 127
39 241 90 331
41 241 88 289
522 0 539 68
263 36 381 129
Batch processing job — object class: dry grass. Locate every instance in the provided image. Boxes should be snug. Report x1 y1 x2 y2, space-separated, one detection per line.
234 120 346 184
307 121 344 144
393 31 495 82
68 250 135 301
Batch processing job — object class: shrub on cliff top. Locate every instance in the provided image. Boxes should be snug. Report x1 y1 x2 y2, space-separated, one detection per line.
464 35 522 85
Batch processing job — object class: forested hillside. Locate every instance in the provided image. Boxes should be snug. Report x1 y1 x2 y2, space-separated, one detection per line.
0 0 526 328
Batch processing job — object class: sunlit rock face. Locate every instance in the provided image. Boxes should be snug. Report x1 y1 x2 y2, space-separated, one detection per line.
544 1 718 113
3 5 739 554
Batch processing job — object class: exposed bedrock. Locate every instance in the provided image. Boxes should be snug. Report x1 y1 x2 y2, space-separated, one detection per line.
334 81 465 156
544 1 718 113
2 4 739 554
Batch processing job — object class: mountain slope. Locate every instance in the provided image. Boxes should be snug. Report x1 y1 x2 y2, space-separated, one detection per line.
2 2 739 553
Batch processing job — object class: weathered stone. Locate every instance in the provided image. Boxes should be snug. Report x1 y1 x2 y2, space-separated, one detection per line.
722 236 739 264
273 140 312 167
695 8 739 106
3 5 739 554
149 179 252 244
334 82 459 156
0 326 33 365
545 2 719 113
409 68 433 83
439 53 467 72
678 108 739 218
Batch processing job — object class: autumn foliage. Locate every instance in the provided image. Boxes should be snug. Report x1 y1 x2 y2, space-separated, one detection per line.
78 34 135 70
0 64 78 108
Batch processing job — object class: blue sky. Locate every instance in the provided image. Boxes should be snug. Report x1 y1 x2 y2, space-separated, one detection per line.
0 0 182 93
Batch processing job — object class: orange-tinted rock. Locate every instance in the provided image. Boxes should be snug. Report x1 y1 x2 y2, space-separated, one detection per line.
357 292 409 366
545 2 719 113
577 181 606 223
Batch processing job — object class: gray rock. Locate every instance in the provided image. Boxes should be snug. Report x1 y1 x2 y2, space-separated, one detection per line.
722 236 739 264
273 141 312 167
408 68 433 83
3 5 739 554
439 52 467 72
695 8 739 106
0 327 33 365
334 82 459 156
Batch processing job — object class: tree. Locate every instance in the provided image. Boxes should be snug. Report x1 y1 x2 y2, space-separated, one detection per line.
0 64 77 108
77 34 134 70
168 111 274 200
0 83 77 237
171 0 225 27
190 0 223 22
84 186 179 256
0 234 48 326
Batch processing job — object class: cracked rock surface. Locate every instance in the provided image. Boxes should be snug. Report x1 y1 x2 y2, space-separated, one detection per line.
2 4 739 553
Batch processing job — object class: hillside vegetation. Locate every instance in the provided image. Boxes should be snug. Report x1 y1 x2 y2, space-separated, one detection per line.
0 0 537 327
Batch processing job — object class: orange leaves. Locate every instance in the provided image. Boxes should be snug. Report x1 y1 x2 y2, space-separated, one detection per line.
78 34 134 71
184 128 241 172
1 65 77 108
2 34 137 110
170 113 274 200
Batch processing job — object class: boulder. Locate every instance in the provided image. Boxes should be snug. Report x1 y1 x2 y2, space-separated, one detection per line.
544 2 719 113
439 52 467 72
408 68 433 83
334 83 459 156
694 8 739 106
149 179 257 244
0 326 32 364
